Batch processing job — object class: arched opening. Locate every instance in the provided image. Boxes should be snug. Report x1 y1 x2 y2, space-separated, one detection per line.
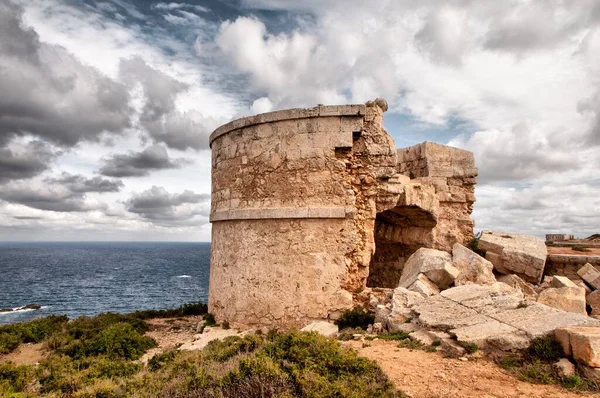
366 205 437 288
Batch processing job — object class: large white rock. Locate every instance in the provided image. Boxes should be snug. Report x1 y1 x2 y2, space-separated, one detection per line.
399 248 459 290
578 263 600 290
478 231 547 284
301 321 339 337
388 287 425 325
407 274 440 296
537 287 587 315
452 243 496 286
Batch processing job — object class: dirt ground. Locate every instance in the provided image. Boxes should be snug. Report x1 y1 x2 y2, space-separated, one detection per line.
547 246 600 256
2 318 595 397
344 339 593 398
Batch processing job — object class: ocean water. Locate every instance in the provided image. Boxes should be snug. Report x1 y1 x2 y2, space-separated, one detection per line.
0 242 211 325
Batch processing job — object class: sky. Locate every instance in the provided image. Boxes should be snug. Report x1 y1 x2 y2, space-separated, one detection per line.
0 0 599 242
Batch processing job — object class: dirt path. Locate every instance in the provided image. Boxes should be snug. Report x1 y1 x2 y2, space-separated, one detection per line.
0 342 46 365
345 340 591 398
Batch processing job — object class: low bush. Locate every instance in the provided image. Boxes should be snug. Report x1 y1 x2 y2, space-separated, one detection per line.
0 315 68 354
335 307 375 330
526 336 563 362
572 246 592 252
0 362 34 393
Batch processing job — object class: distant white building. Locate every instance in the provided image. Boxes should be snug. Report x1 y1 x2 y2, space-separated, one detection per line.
546 234 574 242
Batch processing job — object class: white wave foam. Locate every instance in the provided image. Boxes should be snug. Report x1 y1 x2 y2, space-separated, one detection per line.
0 305 46 315
176 275 192 278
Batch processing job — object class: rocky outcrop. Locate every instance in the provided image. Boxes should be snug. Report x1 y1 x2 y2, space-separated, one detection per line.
451 243 496 286
537 287 587 315
478 231 547 284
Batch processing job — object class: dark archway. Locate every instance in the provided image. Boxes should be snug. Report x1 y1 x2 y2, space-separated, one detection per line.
366 205 437 288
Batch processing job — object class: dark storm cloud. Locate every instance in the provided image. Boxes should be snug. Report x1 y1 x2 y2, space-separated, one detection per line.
98 144 189 177
46 173 124 193
119 57 217 150
0 173 123 212
125 185 209 221
0 2 132 148
0 140 60 182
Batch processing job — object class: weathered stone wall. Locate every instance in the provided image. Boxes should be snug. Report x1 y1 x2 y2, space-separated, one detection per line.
545 254 600 282
209 102 478 327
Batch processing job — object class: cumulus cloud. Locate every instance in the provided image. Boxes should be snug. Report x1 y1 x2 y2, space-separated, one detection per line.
0 172 122 212
125 186 210 224
119 57 220 150
98 144 189 177
0 2 132 148
0 139 61 182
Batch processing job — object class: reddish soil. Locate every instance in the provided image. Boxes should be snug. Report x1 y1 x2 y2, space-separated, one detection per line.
345 339 594 398
0 342 46 365
547 247 600 256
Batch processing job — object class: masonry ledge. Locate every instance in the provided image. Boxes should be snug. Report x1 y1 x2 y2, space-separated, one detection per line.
209 104 366 147
210 206 353 222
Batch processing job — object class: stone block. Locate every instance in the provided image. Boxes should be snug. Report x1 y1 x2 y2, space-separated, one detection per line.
554 358 576 377
412 295 490 331
537 287 587 315
491 303 599 338
478 231 547 284
301 321 339 337
578 263 600 290
550 275 578 289
588 290 600 317
398 248 458 290
451 243 496 286
407 274 440 296
554 327 600 367
440 283 523 315
497 274 538 300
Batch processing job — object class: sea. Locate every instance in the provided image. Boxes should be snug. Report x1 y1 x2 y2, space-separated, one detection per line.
0 242 211 325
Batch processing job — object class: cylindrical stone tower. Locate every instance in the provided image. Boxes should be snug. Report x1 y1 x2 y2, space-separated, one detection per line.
208 103 398 328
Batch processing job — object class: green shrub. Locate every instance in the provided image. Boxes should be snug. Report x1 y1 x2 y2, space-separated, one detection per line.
461 342 479 354
0 315 68 354
526 336 563 362
131 301 208 320
0 362 33 392
148 350 177 371
518 361 557 384
572 246 592 252
203 313 217 326
378 331 410 341
334 307 375 330
562 375 583 389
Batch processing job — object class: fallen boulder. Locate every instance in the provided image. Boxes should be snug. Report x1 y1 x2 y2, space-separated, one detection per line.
554 326 600 368
553 358 576 377
388 287 425 326
497 274 537 300
398 248 459 290
587 290 600 317
407 274 440 296
451 243 496 286
478 231 547 284
550 276 578 289
301 321 339 337
578 263 600 290
537 287 587 315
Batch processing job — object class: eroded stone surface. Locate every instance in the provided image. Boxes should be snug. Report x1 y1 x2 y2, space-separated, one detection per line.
497 274 538 300
588 290 600 317
407 274 440 296
399 248 458 290
451 243 496 286
441 283 524 315
578 263 600 290
301 321 339 337
478 231 547 284
550 276 578 289
537 287 587 315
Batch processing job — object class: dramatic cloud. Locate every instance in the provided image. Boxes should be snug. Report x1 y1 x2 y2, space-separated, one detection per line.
98 144 189 177
0 139 60 182
125 186 210 224
119 57 220 150
46 172 124 193
0 2 132 147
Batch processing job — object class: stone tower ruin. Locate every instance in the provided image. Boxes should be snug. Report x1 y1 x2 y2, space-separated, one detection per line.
208 101 477 328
